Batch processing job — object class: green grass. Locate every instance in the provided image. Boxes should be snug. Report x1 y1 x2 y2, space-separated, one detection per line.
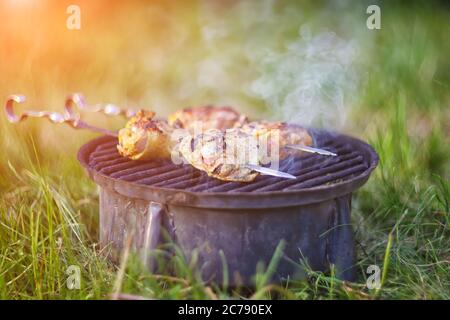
0 1 449 299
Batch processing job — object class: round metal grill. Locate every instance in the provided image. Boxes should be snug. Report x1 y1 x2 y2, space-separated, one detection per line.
87 136 368 193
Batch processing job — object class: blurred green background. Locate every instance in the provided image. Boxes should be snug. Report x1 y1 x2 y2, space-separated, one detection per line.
0 0 448 299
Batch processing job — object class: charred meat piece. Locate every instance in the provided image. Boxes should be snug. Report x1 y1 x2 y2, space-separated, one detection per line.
117 110 173 161
117 108 311 181
117 112 261 182
240 121 313 159
178 129 259 182
169 106 313 158
168 105 247 132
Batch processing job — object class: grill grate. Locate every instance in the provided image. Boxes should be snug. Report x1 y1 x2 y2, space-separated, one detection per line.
87 137 369 193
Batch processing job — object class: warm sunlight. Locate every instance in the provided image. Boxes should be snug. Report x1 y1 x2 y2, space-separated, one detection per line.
0 1 448 306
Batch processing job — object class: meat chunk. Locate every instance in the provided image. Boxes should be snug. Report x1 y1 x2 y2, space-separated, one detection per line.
240 121 313 159
178 129 259 182
117 110 172 161
168 105 247 132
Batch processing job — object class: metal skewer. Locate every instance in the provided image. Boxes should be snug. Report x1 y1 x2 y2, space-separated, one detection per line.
4 94 297 180
63 94 336 157
5 94 118 137
243 164 296 179
64 93 137 119
5 94 328 178
285 144 337 157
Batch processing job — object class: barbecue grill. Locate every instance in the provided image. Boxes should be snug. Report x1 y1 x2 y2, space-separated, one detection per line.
78 129 378 285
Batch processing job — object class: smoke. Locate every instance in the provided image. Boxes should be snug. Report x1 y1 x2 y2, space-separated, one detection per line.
247 26 359 128
195 1 361 129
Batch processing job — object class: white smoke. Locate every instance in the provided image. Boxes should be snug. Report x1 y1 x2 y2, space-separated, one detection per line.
247 26 359 128
142 1 364 129
192 1 362 129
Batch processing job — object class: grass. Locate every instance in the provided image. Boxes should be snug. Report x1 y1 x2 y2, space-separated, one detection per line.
0 1 449 299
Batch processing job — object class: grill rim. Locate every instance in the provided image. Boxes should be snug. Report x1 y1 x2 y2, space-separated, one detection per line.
77 134 379 209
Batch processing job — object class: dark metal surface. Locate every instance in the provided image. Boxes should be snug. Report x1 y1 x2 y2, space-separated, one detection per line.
99 188 356 284
78 131 378 285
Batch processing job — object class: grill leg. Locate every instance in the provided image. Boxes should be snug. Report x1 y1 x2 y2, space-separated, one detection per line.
99 188 163 270
141 202 163 271
327 195 357 281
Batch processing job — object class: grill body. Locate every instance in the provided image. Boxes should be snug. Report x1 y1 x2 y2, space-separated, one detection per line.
78 131 378 285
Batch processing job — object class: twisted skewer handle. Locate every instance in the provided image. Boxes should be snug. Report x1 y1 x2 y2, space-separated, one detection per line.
5 94 118 137
65 93 137 119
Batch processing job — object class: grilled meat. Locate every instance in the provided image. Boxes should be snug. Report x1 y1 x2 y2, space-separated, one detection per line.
118 112 262 181
178 129 259 182
117 107 312 182
169 106 312 158
168 105 247 132
117 110 173 161
240 121 313 159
